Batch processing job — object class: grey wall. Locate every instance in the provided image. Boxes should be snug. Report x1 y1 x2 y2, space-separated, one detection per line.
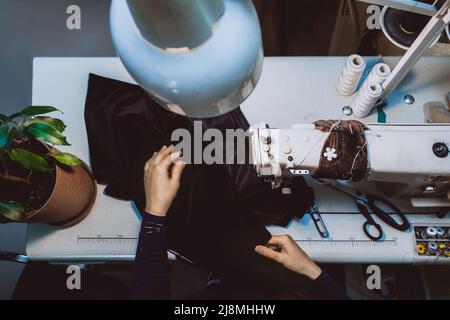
0 0 115 299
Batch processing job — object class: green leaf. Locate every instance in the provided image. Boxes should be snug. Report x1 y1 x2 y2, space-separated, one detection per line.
18 106 60 117
9 127 26 140
0 114 8 123
9 148 52 172
0 126 11 148
0 201 26 222
24 116 66 133
24 122 70 146
51 152 82 166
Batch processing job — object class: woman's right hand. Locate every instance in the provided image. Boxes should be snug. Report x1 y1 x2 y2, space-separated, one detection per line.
255 235 322 280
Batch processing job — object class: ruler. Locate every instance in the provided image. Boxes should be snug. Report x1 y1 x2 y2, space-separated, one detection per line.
295 239 399 248
77 235 139 245
76 236 398 246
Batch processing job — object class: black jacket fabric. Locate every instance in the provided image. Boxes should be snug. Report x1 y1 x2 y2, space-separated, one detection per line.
84 74 315 292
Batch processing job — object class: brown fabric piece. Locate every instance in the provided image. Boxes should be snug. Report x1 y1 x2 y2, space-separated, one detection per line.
312 120 368 181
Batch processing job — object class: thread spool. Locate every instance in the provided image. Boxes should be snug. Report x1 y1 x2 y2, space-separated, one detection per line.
336 54 366 96
423 226 438 239
436 227 445 238
427 241 438 254
417 244 426 255
351 82 383 118
445 249 450 257
364 63 391 87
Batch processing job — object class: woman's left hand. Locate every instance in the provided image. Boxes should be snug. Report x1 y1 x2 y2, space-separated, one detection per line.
143 145 186 216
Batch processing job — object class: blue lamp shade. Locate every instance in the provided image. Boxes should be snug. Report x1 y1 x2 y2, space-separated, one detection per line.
110 0 264 118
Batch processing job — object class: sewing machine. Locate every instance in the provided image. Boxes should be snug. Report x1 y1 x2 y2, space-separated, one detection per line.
249 123 450 209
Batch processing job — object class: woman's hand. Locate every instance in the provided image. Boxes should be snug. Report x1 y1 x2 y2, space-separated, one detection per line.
144 145 186 216
255 235 322 280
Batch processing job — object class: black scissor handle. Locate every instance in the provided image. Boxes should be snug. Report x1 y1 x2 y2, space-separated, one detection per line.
355 200 384 241
363 220 383 241
366 194 410 231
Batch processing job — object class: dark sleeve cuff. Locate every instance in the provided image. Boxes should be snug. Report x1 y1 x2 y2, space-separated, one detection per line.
141 211 167 226
132 211 170 299
310 271 349 300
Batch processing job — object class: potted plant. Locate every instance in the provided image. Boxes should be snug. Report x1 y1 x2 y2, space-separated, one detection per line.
0 106 96 226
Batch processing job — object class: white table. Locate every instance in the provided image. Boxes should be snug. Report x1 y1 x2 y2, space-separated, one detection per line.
27 56 450 264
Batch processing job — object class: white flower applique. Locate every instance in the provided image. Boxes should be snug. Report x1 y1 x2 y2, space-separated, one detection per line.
323 147 337 162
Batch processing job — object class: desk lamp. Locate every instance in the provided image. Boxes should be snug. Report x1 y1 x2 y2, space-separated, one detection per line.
110 0 263 118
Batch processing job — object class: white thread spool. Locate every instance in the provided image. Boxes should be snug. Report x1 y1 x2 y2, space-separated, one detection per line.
351 82 382 118
363 63 391 87
425 226 438 238
436 227 445 238
336 54 366 96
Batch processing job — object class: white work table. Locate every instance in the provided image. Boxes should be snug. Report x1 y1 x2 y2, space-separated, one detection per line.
28 56 450 265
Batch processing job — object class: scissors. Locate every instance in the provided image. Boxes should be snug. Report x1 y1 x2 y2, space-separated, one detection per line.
323 181 410 241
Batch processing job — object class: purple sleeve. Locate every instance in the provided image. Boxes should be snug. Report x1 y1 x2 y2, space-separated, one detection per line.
310 270 349 300
132 213 170 299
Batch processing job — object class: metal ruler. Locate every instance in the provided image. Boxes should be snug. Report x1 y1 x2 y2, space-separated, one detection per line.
295 239 398 248
76 235 139 246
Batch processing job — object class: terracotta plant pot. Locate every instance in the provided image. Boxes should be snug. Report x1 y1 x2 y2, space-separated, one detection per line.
25 144 97 227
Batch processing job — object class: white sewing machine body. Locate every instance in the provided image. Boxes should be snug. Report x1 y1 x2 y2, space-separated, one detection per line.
250 123 450 208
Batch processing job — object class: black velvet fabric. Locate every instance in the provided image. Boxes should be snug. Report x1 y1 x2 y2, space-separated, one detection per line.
84 74 315 292
84 73 314 226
